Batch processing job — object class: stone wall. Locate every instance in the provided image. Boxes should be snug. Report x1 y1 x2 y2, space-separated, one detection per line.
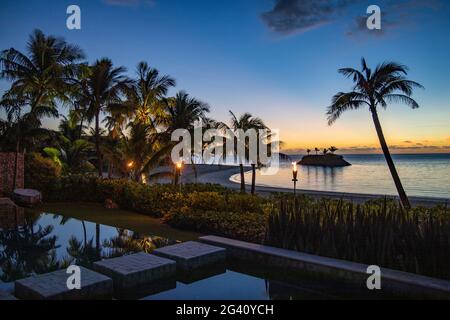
0 153 24 195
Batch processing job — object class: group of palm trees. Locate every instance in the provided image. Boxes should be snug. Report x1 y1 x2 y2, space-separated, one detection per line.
0 29 268 194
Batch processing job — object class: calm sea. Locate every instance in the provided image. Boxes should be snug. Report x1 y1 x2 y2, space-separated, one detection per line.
238 154 450 199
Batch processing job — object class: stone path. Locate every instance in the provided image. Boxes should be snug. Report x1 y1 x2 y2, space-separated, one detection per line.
93 252 176 290
153 241 226 270
15 267 113 300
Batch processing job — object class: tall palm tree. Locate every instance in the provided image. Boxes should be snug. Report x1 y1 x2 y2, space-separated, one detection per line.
224 111 267 194
327 58 423 209
0 29 85 188
122 121 174 183
314 147 319 155
127 61 175 126
163 91 210 133
163 91 210 182
77 58 129 176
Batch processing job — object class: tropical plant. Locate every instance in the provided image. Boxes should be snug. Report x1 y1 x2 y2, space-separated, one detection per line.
121 121 174 182
327 58 423 208
0 214 61 282
163 91 210 133
162 91 210 182
329 146 338 154
76 58 130 176
0 29 85 188
221 111 267 194
126 61 175 126
306 149 311 155
314 147 319 155
265 197 450 280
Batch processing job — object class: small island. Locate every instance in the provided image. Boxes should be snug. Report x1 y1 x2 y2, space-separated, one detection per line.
298 147 351 167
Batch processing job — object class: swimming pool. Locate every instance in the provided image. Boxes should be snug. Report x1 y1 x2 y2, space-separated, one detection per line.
0 207 405 300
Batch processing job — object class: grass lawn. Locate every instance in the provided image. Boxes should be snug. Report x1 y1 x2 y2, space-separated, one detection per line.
34 202 201 242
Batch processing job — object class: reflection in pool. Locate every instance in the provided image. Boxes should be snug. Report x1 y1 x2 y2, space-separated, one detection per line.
0 209 176 283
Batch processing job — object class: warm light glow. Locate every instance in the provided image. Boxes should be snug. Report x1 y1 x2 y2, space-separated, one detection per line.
127 161 134 168
292 162 297 173
176 162 182 169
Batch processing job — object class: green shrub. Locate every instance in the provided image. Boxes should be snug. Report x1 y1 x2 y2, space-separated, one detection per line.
25 152 61 190
165 207 266 243
265 197 450 280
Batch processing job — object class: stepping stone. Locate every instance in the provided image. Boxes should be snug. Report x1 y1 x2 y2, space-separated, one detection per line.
12 189 42 207
153 241 226 270
93 252 176 290
15 267 113 300
0 291 17 300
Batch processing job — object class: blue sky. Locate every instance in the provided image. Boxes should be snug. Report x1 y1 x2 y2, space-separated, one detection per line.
1 0 449 153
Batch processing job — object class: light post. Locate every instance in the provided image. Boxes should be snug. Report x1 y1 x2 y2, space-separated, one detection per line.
176 162 183 192
292 162 298 196
127 161 134 181
292 162 299 212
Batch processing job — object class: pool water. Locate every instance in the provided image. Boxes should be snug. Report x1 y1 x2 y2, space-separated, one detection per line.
0 208 405 300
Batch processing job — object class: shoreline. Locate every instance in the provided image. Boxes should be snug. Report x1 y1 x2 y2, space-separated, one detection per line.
185 164 449 207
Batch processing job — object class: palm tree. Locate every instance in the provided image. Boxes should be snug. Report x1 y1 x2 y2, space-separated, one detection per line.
126 61 175 125
323 148 329 155
163 91 210 183
327 58 423 209
0 29 85 188
306 149 311 155
77 58 130 177
224 111 267 194
122 121 174 183
163 91 210 133
329 146 338 154
314 147 320 155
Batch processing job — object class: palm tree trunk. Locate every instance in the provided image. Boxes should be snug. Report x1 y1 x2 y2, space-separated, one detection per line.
239 164 246 193
95 223 100 257
81 221 87 253
371 108 411 209
95 112 102 177
251 164 256 195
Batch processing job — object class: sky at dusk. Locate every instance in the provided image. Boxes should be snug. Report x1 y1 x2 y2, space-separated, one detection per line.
1 0 449 154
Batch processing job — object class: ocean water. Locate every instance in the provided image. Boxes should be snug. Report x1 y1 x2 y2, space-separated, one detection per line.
236 154 450 199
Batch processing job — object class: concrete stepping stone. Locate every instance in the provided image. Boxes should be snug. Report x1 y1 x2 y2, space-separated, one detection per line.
153 241 226 270
0 291 17 300
93 252 176 290
14 267 113 300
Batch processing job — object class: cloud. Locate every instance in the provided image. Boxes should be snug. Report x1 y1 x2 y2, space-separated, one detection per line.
347 0 443 37
102 0 155 7
261 0 358 35
261 0 443 37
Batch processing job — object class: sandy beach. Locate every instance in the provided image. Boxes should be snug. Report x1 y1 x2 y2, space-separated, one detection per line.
175 164 449 207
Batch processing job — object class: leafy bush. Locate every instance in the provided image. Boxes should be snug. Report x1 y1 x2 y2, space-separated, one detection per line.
164 207 266 243
25 152 61 190
265 197 450 280
36 175 261 217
